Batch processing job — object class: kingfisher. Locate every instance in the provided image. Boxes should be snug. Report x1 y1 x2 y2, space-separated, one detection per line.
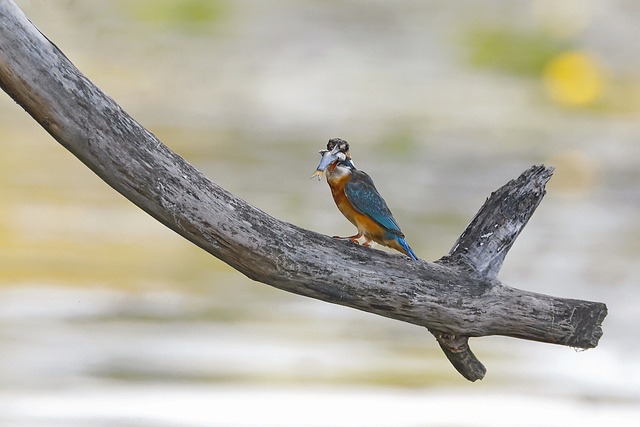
311 138 418 260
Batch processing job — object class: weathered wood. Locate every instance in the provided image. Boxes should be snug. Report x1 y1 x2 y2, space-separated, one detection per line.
0 0 607 381
432 331 486 382
430 164 556 380
441 165 554 279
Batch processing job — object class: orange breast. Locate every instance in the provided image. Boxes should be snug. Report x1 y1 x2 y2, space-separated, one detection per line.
328 172 388 244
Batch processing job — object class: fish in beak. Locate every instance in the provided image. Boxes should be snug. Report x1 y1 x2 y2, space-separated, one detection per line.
310 145 344 180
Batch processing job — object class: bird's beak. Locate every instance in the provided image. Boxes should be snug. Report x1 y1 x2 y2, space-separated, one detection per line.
310 146 341 180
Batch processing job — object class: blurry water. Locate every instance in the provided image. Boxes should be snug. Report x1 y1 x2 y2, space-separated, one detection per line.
1 1 639 426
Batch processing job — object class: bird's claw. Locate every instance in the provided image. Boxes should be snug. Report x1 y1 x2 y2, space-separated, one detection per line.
332 235 362 245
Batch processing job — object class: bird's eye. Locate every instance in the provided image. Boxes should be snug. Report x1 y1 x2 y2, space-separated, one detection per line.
336 152 346 161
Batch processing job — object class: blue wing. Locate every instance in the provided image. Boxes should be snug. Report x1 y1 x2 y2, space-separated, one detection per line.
344 171 403 235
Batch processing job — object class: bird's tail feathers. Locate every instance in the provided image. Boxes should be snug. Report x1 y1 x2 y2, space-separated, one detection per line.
396 237 418 261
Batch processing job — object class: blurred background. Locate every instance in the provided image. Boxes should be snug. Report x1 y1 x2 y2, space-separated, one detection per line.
1 0 639 426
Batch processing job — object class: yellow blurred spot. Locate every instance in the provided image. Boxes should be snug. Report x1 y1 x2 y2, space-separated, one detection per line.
543 52 605 106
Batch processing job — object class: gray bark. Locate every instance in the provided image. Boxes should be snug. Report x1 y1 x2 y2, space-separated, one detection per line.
0 0 607 381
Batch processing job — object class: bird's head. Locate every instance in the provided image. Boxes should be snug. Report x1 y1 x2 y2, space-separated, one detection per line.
311 138 354 180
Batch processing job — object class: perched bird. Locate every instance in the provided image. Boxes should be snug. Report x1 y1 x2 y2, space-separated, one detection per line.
311 138 418 260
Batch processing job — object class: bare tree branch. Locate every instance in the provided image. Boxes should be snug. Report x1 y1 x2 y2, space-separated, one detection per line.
441 165 554 278
0 0 607 381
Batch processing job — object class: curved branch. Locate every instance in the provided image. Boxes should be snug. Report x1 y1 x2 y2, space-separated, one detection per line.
431 331 486 382
0 1 607 381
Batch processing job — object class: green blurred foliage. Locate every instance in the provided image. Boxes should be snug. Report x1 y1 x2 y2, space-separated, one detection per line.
465 27 569 76
118 0 226 29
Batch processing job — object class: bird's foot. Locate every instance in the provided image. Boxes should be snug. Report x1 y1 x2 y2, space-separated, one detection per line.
332 233 362 244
